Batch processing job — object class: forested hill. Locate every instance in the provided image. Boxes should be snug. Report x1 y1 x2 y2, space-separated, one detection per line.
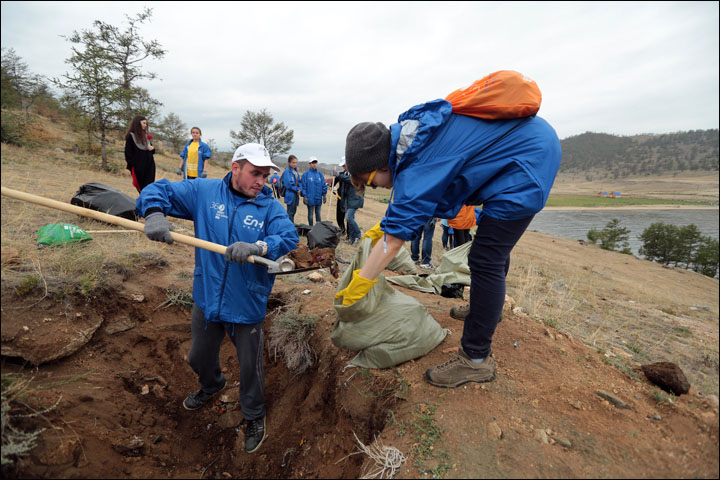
559 129 719 178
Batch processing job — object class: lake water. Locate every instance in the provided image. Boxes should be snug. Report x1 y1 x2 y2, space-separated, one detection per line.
528 209 719 256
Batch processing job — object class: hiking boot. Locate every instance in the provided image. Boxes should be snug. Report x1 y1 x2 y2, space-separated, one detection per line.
244 417 267 453
450 304 470 321
182 379 227 411
425 349 495 388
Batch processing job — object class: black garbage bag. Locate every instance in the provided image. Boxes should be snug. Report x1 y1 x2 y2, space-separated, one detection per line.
440 283 465 299
70 183 138 221
307 221 341 249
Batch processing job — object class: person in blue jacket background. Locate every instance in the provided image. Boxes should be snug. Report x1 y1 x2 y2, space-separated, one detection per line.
300 156 328 226
280 154 301 223
336 97 561 389
177 127 212 179
138 143 299 454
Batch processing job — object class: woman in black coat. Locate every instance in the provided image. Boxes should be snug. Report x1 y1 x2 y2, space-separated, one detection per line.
124 115 156 193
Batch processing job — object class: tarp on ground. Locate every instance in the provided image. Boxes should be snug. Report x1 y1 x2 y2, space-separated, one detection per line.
70 183 138 220
386 240 472 294
331 238 448 369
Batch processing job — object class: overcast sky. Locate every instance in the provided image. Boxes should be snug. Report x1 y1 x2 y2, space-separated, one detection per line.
2 1 718 164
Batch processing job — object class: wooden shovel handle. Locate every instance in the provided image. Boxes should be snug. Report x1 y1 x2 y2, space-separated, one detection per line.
1 186 258 260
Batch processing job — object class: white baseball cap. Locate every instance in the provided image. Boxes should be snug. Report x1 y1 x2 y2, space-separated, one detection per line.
231 143 280 171
309 156 319 163
339 156 346 167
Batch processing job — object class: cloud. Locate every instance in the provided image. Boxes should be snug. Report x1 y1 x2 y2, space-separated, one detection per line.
2 1 718 161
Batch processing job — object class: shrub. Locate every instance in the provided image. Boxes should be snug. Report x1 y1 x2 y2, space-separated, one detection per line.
587 218 632 254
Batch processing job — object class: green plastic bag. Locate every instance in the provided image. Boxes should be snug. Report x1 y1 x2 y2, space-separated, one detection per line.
37 223 92 246
331 238 448 369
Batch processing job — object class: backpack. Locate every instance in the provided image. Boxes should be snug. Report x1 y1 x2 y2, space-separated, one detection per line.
278 176 287 197
445 70 541 119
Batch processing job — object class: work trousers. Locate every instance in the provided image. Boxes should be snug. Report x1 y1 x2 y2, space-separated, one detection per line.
188 304 266 421
461 214 534 360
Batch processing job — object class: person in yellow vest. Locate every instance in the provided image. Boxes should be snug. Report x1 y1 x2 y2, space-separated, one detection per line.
177 127 212 180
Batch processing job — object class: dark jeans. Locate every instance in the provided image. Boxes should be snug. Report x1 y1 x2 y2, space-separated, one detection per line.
453 229 471 246
286 196 299 224
441 224 453 249
461 214 534 360
345 208 361 241
411 218 436 264
336 202 346 234
307 204 322 226
189 305 265 421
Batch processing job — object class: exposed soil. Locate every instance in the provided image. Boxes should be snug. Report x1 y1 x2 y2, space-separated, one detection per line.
1 233 718 479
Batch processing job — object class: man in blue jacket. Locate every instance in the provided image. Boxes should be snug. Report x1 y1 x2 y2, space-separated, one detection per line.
280 155 301 223
300 156 328 226
337 97 561 389
138 143 299 454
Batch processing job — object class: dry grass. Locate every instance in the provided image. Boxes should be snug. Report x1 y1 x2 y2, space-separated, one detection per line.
268 305 320 375
1 372 61 469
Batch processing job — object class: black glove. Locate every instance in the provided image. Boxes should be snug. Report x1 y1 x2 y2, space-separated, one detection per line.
200 171 207 178
225 242 262 264
176 168 182 176
322 195 327 204
144 212 174 244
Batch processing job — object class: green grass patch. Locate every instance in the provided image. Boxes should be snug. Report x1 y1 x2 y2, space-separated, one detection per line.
411 402 451 478
545 194 710 208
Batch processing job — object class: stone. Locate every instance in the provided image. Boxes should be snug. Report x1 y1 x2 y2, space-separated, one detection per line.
641 362 690 395
534 429 549 444
596 390 632 409
307 272 324 283
217 410 244 430
487 421 502 440
104 316 137 335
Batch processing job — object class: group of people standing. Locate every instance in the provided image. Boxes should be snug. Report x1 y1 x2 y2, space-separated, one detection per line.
273 155 364 243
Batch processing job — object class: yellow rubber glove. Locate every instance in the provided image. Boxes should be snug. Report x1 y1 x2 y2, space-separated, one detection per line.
361 221 384 247
335 270 378 306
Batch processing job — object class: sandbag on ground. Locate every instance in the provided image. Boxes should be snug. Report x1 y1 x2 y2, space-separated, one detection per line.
387 239 472 294
331 238 448 369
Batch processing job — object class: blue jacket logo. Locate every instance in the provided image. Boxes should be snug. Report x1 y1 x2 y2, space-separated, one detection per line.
212 202 228 220
243 215 264 230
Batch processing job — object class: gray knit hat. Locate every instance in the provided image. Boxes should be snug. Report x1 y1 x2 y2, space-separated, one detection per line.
344 122 391 176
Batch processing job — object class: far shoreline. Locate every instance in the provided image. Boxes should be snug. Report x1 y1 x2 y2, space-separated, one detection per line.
543 205 718 211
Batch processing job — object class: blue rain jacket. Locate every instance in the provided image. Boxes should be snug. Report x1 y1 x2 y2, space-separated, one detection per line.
136 172 299 325
281 166 301 205
178 139 212 179
300 169 328 206
381 99 562 241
